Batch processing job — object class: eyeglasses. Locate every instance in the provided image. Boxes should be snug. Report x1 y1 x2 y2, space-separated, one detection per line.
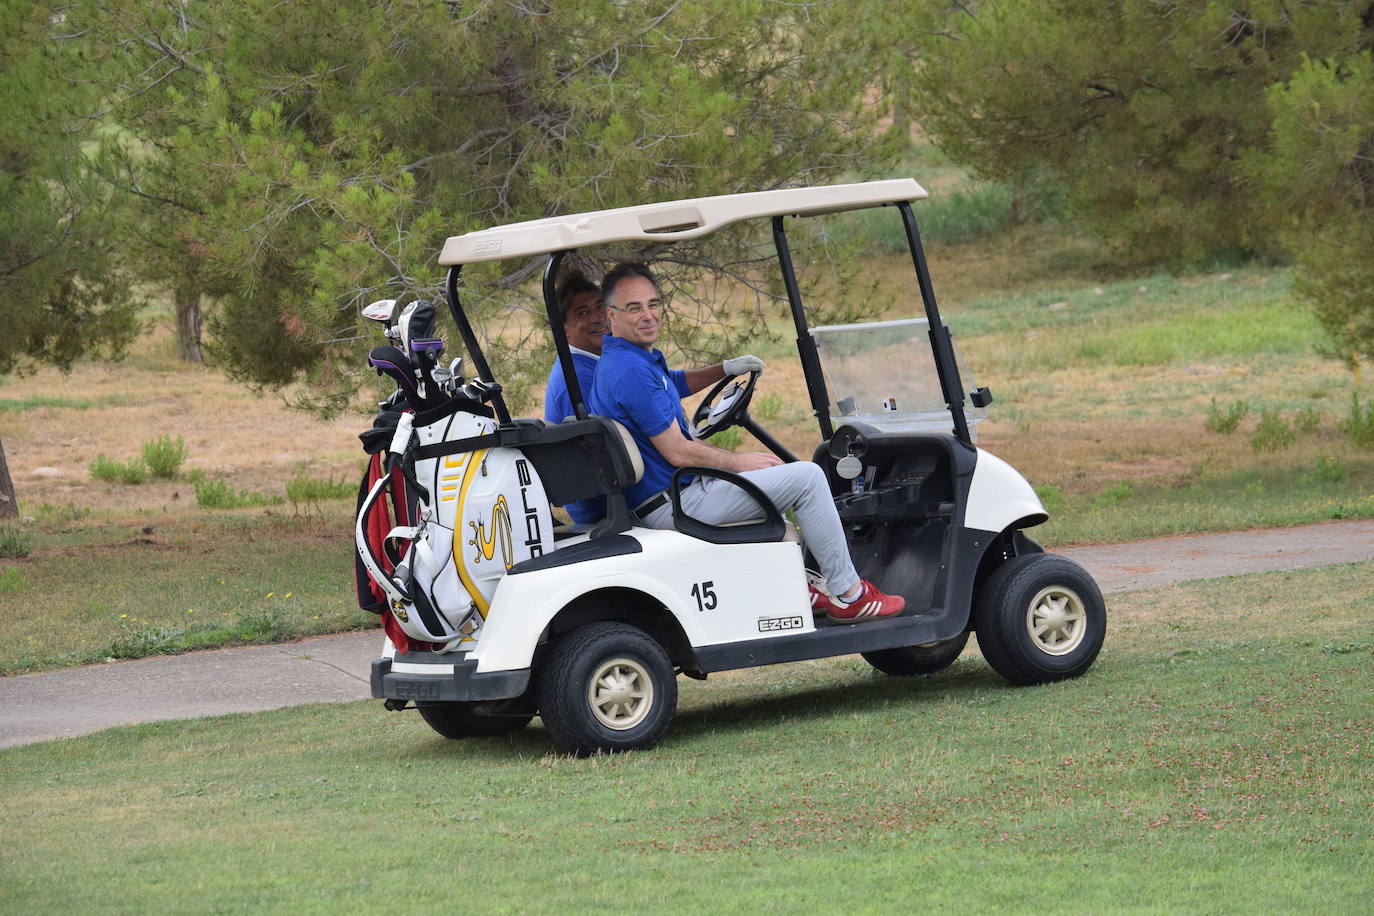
608 300 664 317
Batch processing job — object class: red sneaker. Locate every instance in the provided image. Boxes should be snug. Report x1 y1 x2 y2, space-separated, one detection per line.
808 584 838 616
824 580 905 623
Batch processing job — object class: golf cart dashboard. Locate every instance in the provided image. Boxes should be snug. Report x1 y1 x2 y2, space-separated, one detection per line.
816 426 968 524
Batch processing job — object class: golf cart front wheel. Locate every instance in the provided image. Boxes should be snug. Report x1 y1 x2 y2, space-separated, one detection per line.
862 631 970 676
417 702 533 739
974 553 1106 686
537 622 677 756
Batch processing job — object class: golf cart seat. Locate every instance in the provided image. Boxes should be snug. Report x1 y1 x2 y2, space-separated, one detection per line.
505 415 643 539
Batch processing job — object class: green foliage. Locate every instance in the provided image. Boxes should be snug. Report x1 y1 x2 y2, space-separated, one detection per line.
708 427 745 451
0 523 32 558
69 0 893 414
915 3 1368 265
1294 406 1322 436
193 477 281 510
1091 482 1133 509
1034 484 1064 512
284 473 354 513
1205 398 1250 434
1313 456 1348 485
1246 53 1374 370
1342 394 1374 449
827 182 1015 253
0 566 27 592
0 0 140 375
88 454 148 485
140 435 187 480
1251 409 1297 452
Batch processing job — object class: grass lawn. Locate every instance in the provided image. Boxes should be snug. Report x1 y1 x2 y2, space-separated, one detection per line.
2 562 1371 912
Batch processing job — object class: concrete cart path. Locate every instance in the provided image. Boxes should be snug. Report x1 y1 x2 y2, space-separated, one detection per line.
4 518 1374 750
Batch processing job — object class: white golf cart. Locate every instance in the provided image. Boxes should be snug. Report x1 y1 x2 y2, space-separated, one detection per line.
363 179 1106 755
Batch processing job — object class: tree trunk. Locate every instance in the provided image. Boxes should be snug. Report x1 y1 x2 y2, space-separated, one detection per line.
0 436 17 519
174 285 204 363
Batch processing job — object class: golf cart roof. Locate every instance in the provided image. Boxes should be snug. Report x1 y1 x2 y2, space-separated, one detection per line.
438 178 927 266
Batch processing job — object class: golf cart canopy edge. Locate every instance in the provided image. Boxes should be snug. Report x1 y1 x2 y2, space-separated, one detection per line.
438 179 928 266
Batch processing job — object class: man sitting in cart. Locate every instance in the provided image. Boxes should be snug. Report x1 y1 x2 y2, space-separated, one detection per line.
543 272 609 524
588 263 905 622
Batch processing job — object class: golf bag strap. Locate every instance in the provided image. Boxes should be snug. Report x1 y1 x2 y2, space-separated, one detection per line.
414 430 503 461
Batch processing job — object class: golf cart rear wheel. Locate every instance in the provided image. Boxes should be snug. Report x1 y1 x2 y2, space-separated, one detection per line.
974 553 1106 686
417 702 533 739
537 622 677 756
862 631 970 677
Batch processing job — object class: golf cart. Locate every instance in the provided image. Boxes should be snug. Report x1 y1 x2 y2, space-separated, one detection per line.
358 178 1106 756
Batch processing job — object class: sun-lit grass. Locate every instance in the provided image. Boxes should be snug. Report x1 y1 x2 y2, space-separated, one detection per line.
2 562 1370 911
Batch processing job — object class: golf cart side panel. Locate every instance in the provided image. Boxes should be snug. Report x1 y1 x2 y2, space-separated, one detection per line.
965 449 1048 533
470 529 809 674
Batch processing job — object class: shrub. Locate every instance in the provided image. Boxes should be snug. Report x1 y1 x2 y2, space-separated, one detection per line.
1314 455 1348 484
140 435 187 479
0 524 33 559
1251 409 1296 452
88 454 148 484
753 393 785 421
1205 398 1249 434
1293 406 1322 436
285 473 355 513
0 566 28 592
1034 484 1065 511
1341 394 1374 448
1091 482 1133 509
194 477 281 509
709 427 745 451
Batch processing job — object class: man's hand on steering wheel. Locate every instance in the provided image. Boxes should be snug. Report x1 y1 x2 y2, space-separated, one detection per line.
723 354 765 376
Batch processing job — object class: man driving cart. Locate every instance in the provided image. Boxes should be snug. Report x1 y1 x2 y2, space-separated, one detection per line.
590 263 905 622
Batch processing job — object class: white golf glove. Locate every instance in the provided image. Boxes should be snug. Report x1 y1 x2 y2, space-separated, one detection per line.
723 354 765 376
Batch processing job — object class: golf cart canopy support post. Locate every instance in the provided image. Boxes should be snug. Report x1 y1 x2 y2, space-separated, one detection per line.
540 250 589 421
897 201 971 445
772 215 834 441
444 265 512 424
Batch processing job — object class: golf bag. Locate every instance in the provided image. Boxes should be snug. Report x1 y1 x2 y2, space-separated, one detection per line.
353 300 555 651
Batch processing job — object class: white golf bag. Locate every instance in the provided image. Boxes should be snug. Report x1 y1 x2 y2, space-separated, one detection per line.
355 399 555 651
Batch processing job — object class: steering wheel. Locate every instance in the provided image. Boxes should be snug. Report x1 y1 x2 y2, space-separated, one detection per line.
691 370 760 439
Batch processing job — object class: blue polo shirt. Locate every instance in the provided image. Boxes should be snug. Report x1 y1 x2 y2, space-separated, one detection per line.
544 347 604 524
588 335 692 510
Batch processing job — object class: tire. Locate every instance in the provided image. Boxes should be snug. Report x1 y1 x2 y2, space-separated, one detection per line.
974 553 1106 686
417 702 533 739
862 631 970 676
536 622 677 756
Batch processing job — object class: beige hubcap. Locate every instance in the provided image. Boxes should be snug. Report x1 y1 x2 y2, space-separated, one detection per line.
1025 586 1087 656
588 657 653 730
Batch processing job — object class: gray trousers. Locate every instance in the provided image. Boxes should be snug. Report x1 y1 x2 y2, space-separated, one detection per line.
639 461 861 598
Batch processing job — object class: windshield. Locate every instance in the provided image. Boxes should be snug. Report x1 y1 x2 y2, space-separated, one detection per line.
809 317 986 437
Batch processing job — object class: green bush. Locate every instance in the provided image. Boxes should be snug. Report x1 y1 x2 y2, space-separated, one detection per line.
1251 409 1296 452
284 473 355 513
88 454 147 484
709 427 745 451
1341 394 1374 448
0 566 28 593
194 477 281 510
1091 482 1133 509
1293 406 1322 436
0 524 33 559
140 435 187 480
1205 398 1249 434
1313 455 1348 484
827 182 1015 254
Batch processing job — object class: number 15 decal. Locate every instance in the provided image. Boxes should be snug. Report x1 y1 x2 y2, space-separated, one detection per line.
691 580 718 612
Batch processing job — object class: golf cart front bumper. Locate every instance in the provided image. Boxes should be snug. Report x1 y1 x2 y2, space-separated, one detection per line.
371 652 530 703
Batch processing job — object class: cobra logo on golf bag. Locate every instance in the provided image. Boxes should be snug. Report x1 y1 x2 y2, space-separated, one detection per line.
468 495 515 567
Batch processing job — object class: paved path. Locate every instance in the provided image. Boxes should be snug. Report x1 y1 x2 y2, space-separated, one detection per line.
4 519 1374 750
